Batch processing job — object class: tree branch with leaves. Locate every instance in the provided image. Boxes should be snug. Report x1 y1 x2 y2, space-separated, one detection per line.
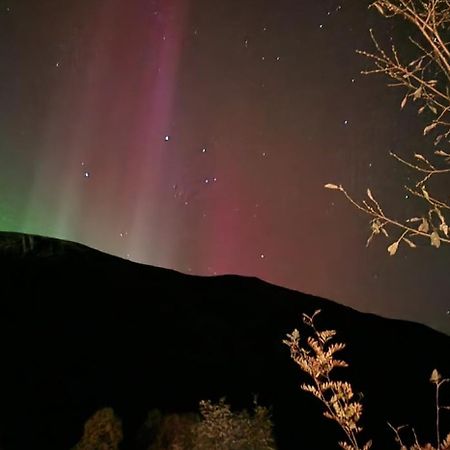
326 0 450 255
284 310 450 450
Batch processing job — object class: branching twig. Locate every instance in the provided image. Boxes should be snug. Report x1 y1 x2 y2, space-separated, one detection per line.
326 0 450 253
325 183 450 253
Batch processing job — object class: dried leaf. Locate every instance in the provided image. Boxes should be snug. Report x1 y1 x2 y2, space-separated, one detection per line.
371 221 381 234
421 185 430 201
441 433 450 450
434 208 447 233
435 150 450 157
373 2 385 14
403 238 416 248
387 241 399 256
339 441 356 450
434 134 444 145
406 217 421 223
428 104 438 114
413 87 422 100
367 188 375 202
418 218 430 233
418 105 426 114
424 122 437 135
430 369 442 384
414 153 426 162
431 231 441 248
325 183 340 190
371 219 381 234
401 95 408 109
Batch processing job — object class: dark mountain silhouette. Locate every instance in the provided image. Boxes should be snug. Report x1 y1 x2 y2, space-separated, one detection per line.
0 231 448 450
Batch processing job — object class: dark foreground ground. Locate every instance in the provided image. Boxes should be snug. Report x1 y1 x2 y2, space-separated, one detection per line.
0 232 448 450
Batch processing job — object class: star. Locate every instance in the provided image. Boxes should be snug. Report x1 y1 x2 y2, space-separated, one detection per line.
84 171 90 178
164 135 170 141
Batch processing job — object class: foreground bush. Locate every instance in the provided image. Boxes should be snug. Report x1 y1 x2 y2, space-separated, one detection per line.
143 410 198 450
138 399 276 450
192 398 276 450
74 407 123 450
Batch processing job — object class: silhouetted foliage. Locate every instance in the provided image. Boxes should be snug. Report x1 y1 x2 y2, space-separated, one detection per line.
147 411 198 450
192 398 276 450
136 400 276 450
74 408 123 450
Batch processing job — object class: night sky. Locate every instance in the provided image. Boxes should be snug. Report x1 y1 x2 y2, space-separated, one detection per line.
0 0 449 334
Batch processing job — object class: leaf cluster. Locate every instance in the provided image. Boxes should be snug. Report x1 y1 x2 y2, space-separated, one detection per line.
284 310 450 450
326 0 450 252
283 310 371 450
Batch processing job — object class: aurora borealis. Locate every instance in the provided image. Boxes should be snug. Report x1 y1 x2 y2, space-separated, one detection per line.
0 0 449 333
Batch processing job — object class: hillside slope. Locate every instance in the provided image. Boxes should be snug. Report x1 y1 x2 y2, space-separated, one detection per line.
0 232 448 450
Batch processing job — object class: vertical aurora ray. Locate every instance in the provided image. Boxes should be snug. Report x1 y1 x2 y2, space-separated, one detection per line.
126 0 190 266
1 0 448 332
21 0 191 267
22 0 126 241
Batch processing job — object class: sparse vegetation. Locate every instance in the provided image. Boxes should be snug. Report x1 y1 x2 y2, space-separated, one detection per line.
192 398 276 450
284 309 450 450
79 400 276 450
145 411 198 450
74 407 123 450
326 0 450 253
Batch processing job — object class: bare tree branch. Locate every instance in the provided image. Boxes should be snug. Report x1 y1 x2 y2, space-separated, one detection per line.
327 0 450 253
